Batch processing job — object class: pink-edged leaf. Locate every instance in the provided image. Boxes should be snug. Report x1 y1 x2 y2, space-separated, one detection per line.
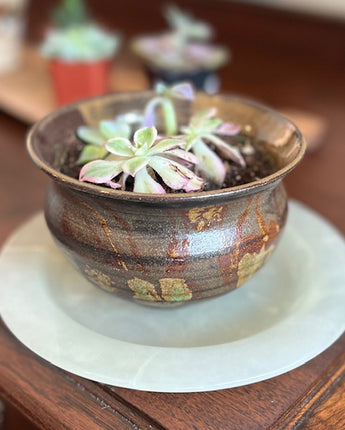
183 174 205 192
165 148 200 164
107 180 122 189
106 137 134 156
134 126 158 149
216 122 241 136
122 156 149 176
133 168 166 194
148 138 184 154
79 160 123 184
204 134 246 167
192 139 226 186
183 134 198 151
149 157 204 191
169 82 195 100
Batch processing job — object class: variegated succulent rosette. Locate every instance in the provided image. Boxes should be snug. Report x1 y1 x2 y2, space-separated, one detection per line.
78 82 245 194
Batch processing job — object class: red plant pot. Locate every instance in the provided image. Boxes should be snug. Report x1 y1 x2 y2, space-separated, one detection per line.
49 59 112 106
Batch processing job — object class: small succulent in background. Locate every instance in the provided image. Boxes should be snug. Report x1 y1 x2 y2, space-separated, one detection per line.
41 0 120 63
76 119 131 164
130 4 229 84
181 108 245 186
143 82 194 136
164 4 213 43
41 24 120 63
79 126 204 194
52 0 89 29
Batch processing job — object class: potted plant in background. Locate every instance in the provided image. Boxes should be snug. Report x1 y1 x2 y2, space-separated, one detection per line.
131 4 229 93
27 82 305 307
40 0 120 106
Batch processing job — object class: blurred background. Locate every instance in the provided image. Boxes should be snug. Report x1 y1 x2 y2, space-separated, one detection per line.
0 0 343 125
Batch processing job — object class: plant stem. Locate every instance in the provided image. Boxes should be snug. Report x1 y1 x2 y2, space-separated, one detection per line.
163 99 177 135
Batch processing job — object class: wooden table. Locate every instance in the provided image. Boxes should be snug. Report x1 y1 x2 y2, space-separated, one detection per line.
0 1 345 428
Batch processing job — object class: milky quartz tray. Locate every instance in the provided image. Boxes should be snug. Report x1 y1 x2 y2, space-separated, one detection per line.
0 200 345 392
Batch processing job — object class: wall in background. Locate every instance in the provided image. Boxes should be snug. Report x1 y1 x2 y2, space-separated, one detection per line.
242 0 345 20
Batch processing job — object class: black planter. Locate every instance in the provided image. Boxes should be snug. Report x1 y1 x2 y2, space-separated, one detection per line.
146 66 220 94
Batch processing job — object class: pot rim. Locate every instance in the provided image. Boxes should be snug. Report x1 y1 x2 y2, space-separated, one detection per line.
27 90 306 203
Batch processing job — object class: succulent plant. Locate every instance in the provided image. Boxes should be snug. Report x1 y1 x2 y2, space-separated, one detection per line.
143 82 194 136
164 4 213 43
76 82 247 193
131 5 229 72
79 126 204 194
76 119 131 164
181 108 245 186
41 23 120 62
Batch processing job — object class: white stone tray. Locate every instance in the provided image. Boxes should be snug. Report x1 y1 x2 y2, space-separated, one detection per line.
0 200 344 392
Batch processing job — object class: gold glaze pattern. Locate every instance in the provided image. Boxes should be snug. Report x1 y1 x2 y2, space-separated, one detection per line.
128 277 192 302
188 206 224 232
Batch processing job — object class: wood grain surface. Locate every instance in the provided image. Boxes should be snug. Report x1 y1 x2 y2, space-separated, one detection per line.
0 1 344 429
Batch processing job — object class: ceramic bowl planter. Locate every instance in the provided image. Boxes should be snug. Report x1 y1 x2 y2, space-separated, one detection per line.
27 91 305 307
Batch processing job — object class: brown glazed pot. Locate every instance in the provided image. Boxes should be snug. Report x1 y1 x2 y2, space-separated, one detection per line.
27 91 305 306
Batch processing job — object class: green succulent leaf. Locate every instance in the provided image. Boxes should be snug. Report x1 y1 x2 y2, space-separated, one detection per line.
99 120 131 140
106 137 134 156
77 144 108 164
133 168 165 194
190 108 217 127
183 133 198 151
198 118 223 133
192 139 226 186
134 126 157 149
122 156 150 176
77 126 105 145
